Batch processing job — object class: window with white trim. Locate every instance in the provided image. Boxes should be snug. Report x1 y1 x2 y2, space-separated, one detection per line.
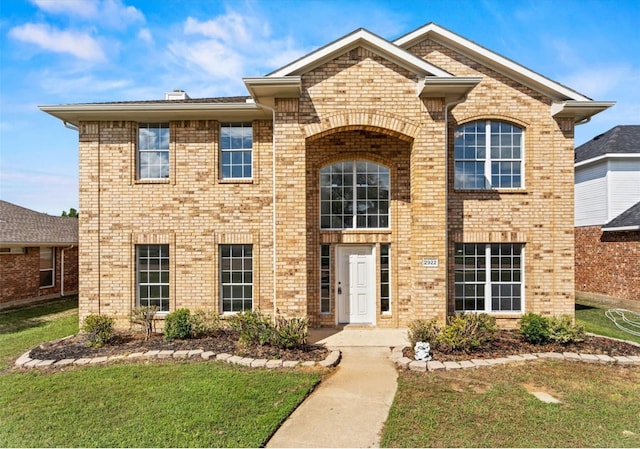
320 160 390 229
221 123 253 179
137 244 170 312
220 244 253 312
454 120 523 189
454 243 523 313
138 123 170 179
39 247 55 288
380 244 390 313
320 245 331 313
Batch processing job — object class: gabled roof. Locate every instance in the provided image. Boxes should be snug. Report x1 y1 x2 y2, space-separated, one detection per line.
575 125 640 164
603 200 640 231
0 201 78 246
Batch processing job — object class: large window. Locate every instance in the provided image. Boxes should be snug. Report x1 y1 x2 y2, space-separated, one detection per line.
454 120 523 189
454 243 523 313
221 123 252 179
320 160 390 229
39 247 55 288
137 245 170 312
138 123 170 179
220 244 253 312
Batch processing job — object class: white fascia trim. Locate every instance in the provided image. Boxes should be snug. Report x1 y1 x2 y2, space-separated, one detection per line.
395 23 593 102
603 225 640 232
269 28 451 77
575 153 640 168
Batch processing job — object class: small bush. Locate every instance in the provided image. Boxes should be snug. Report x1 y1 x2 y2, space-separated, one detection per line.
520 313 551 344
408 319 441 347
164 309 192 341
273 316 308 349
82 314 114 348
190 310 222 338
549 315 586 343
436 313 497 352
229 310 274 347
130 306 158 340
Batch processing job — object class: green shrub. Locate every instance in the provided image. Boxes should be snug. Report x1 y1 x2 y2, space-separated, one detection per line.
273 316 308 349
229 310 274 347
164 309 192 341
82 314 114 348
408 318 441 347
190 310 222 338
130 306 158 340
519 313 551 344
436 313 497 352
549 315 586 343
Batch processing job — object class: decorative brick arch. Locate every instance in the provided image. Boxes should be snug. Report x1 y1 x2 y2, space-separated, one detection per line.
303 110 419 142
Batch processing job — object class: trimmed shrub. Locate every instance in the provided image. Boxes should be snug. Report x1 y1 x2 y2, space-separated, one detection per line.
190 310 223 338
436 313 497 352
519 313 551 344
229 310 274 347
549 315 586 343
273 316 308 349
408 318 441 347
82 314 114 348
130 306 159 340
164 308 192 341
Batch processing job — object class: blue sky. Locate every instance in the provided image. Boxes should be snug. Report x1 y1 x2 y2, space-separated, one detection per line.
1 0 639 215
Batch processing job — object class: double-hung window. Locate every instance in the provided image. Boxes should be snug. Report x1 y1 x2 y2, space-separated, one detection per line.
137 244 170 312
138 123 170 179
454 120 523 189
220 244 253 312
454 243 523 313
221 123 252 179
39 247 55 288
320 160 390 229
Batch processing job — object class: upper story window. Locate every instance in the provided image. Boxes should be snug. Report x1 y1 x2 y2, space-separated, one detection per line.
138 123 170 180
320 160 390 229
454 120 523 189
221 123 252 179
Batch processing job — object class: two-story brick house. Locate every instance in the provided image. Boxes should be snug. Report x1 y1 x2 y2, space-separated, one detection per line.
41 23 612 329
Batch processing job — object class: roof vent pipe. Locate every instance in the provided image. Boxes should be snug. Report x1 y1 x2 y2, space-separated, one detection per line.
165 89 190 100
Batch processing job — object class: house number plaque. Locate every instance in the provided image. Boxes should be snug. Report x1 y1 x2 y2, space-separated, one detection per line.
422 258 439 267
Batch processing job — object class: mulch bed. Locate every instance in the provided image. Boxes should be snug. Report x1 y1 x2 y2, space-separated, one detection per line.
403 330 640 362
29 330 330 363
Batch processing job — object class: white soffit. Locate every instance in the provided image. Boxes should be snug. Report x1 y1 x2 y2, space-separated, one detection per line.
269 28 452 78
395 23 594 102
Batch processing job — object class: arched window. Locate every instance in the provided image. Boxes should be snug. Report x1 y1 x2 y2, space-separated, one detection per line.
320 160 390 229
454 120 524 189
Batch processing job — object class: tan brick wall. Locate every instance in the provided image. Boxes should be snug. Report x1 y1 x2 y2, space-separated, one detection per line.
575 226 640 302
76 38 578 329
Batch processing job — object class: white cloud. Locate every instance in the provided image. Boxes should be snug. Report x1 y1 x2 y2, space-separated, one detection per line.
9 23 106 62
561 64 640 99
31 0 144 29
138 28 153 43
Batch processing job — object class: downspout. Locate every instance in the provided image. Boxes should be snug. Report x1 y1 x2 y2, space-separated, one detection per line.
60 245 75 296
443 94 470 319
64 121 79 131
252 100 278 321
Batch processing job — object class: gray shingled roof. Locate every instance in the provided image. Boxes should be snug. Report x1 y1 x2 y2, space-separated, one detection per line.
56 96 252 106
603 200 640 230
0 200 78 245
575 125 640 163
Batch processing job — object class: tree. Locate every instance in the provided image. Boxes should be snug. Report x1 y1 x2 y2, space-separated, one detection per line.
61 208 78 218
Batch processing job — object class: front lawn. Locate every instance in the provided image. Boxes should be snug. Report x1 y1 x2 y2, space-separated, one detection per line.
382 361 640 447
0 298 322 448
576 297 640 344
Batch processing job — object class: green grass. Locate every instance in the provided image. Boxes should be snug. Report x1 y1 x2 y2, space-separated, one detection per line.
0 297 79 368
382 361 640 448
576 297 640 345
0 296 322 447
0 363 320 447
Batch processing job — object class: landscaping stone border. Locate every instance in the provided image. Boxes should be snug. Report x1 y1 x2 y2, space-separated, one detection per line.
391 346 640 372
14 337 342 370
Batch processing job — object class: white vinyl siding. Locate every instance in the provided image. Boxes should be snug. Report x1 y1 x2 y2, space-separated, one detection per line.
608 159 640 221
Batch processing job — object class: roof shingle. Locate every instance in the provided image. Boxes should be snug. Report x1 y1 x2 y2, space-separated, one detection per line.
575 125 640 163
0 201 78 245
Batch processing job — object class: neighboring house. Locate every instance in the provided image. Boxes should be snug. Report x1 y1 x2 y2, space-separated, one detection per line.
0 200 79 309
40 23 613 329
574 126 640 303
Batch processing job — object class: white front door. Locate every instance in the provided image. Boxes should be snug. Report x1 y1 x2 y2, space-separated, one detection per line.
336 245 376 325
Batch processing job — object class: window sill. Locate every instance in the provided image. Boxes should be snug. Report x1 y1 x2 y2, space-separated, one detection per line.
135 179 171 185
454 188 527 194
320 228 392 234
219 178 254 184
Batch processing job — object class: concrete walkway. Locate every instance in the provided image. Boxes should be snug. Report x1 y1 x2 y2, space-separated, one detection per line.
265 328 409 448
